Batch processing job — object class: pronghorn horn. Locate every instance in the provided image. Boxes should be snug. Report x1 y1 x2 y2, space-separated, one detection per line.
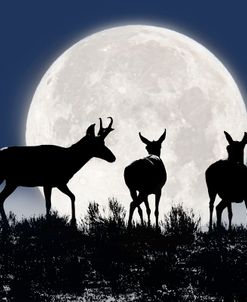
107 117 113 129
98 118 104 137
224 131 234 144
98 117 114 138
139 132 151 145
99 117 103 131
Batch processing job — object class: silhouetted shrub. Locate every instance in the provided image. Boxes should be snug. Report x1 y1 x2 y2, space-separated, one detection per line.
163 203 201 244
190 229 247 301
84 198 126 237
108 197 126 226
2 201 247 301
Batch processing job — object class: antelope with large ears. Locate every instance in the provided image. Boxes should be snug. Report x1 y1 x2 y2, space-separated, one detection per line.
206 131 247 231
124 129 167 230
0 118 115 227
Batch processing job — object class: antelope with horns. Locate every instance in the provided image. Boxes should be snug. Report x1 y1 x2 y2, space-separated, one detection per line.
206 131 247 231
0 118 115 227
124 129 167 230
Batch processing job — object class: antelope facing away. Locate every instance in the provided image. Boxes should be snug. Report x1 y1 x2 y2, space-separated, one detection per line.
206 131 247 231
124 130 167 230
0 118 115 227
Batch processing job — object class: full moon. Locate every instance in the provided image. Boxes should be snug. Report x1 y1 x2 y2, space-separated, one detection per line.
26 25 247 224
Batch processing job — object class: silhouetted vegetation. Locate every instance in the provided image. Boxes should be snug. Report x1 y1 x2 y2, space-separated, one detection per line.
0 199 247 301
163 203 201 245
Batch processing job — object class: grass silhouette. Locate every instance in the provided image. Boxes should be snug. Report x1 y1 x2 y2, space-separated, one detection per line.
0 199 247 301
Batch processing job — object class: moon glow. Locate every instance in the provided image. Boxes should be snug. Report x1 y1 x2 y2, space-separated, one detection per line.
26 25 247 223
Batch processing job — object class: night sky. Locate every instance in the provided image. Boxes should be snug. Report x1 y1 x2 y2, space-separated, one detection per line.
1 1 247 221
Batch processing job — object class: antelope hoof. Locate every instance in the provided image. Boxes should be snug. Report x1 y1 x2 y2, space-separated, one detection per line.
156 225 161 233
127 222 133 231
208 223 213 232
71 218 77 228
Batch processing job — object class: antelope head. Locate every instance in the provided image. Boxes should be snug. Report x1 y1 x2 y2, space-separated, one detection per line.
139 129 166 157
224 131 247 164
86 117 116 162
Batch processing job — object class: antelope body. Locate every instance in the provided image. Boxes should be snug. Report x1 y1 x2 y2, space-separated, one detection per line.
124 130 167 229
206 131 247 230
0 118 115 226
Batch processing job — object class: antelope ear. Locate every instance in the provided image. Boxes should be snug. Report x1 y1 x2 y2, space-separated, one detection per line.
158 129 166 144
86 124 96 137
224 131 233 144
241 132 247 145
139 132 151 145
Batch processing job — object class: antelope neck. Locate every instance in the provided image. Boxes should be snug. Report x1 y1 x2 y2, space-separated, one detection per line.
227 154 244 165
68 137 94 163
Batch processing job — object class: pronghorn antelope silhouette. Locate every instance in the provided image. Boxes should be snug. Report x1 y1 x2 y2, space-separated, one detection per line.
124 130 167 229
0 118 115 227
206 131 247 231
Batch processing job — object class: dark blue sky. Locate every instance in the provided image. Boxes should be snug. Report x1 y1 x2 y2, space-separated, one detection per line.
1 0 247 146
0 1 247 220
